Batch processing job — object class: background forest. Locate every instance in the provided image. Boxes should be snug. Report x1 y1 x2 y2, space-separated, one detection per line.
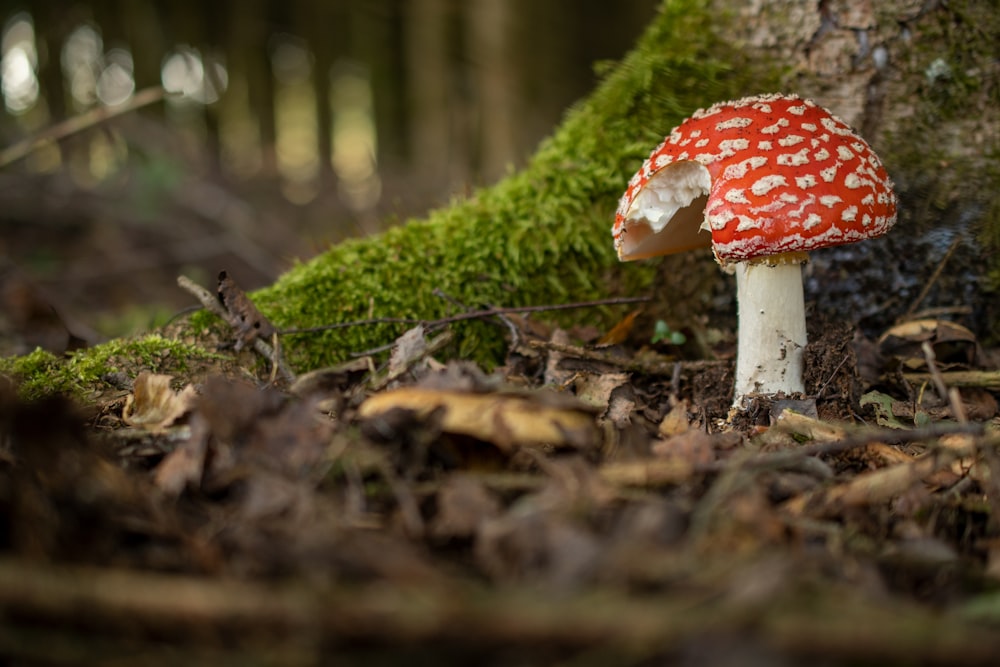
0 0 658 349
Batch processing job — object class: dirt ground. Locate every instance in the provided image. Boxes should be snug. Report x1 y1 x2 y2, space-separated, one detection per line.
2 272 1000 665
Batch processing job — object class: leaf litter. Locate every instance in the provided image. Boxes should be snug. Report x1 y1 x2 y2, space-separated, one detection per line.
2 308 1000 664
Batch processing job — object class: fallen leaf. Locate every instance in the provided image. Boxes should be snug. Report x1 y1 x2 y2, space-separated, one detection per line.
658 399 692 438
153 413 209 496
358 387 599 454
387 325 428 380
122 372 196 431
596 308 641 346
860 391 908 429
216 270 275 350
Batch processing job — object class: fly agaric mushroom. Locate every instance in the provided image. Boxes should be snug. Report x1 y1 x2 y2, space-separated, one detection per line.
613 93 896 407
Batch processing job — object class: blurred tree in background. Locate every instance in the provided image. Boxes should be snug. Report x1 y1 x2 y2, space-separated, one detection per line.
0 0 657 345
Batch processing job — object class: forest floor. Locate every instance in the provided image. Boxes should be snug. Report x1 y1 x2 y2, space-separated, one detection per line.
2 275 1000 666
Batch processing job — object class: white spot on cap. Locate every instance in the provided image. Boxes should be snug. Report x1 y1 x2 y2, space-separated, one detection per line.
779 192 800 203
735 215 760 232
836 145 855 161
863 213 872 226
707 208 736 231
778 134 805 147
821 116 854 136
795 174 818 188
861 194 875 205
716 116 753 130
803 213 823 229
695 138 710 148
717 138 750 156
722 155 768 179
842 206 858 221
820 164 839 182
758 140 774 150
788 104 808 115
801 122 817 132
724 188 750 204
844 172 863 188
761 117 790 134
777 148 810 166
751 174 787 195
813 148 830 161
819 195 843 207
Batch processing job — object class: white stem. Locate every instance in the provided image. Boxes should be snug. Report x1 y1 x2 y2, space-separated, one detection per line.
733 261 807 407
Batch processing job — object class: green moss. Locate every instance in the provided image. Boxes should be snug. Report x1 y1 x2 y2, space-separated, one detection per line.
247 0 780 371
6 0 785 400
878 1 1000 242
0 335 220 401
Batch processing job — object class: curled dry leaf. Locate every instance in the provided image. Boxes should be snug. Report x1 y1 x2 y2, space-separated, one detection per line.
216 270 276 350
122 372 197 431
878 319 978 369
358 387 599 454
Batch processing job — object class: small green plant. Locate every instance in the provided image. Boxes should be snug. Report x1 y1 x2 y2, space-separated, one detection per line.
651 320 686 346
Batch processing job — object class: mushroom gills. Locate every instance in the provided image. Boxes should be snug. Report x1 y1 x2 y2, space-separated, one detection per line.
619 161 712 260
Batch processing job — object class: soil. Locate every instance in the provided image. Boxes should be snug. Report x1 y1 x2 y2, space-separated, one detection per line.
2 278 1000 665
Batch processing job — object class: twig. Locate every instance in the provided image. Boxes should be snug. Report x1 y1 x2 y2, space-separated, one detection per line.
700 420 986 475
813 353 851 400
1 557 999 663
902 234 962 320
0 87 169 169
280 296 652 335
176 275 295 383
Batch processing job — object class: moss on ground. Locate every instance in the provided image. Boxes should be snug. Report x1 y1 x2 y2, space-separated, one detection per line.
0 335 220 401
4 0 782 398
246 0 780 370
878 0 1000 244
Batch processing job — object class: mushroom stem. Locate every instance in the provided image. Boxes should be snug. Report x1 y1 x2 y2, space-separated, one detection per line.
733 260 807 407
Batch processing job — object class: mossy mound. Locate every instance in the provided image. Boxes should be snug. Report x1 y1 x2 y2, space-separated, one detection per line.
248 0 778 370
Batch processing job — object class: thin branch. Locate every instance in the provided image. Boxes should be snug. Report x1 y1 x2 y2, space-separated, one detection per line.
0 87 169 169
176 275 295 383
280 296 652 335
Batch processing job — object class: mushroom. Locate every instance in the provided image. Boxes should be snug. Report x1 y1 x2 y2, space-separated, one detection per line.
613 93 897 407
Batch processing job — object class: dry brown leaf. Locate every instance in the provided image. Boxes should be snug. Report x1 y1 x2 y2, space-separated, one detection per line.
153 414 209 496
773 409 846 441
388 325 428 379
599 459 694 488
783 450 960 518
122 372 197 431
358 387 598 453
574 372 632 429
216 270 276 350
596 308 642 346
651 430 716 466
879 319 977 369
658 399 692 438
543 329 576 387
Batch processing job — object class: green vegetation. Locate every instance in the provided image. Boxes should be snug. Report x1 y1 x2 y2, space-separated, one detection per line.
245 0 779 370
878 0 1000 242
5 0 782 398
0 335 218 401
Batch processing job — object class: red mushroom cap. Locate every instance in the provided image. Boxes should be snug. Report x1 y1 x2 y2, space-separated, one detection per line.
613 93 897 264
